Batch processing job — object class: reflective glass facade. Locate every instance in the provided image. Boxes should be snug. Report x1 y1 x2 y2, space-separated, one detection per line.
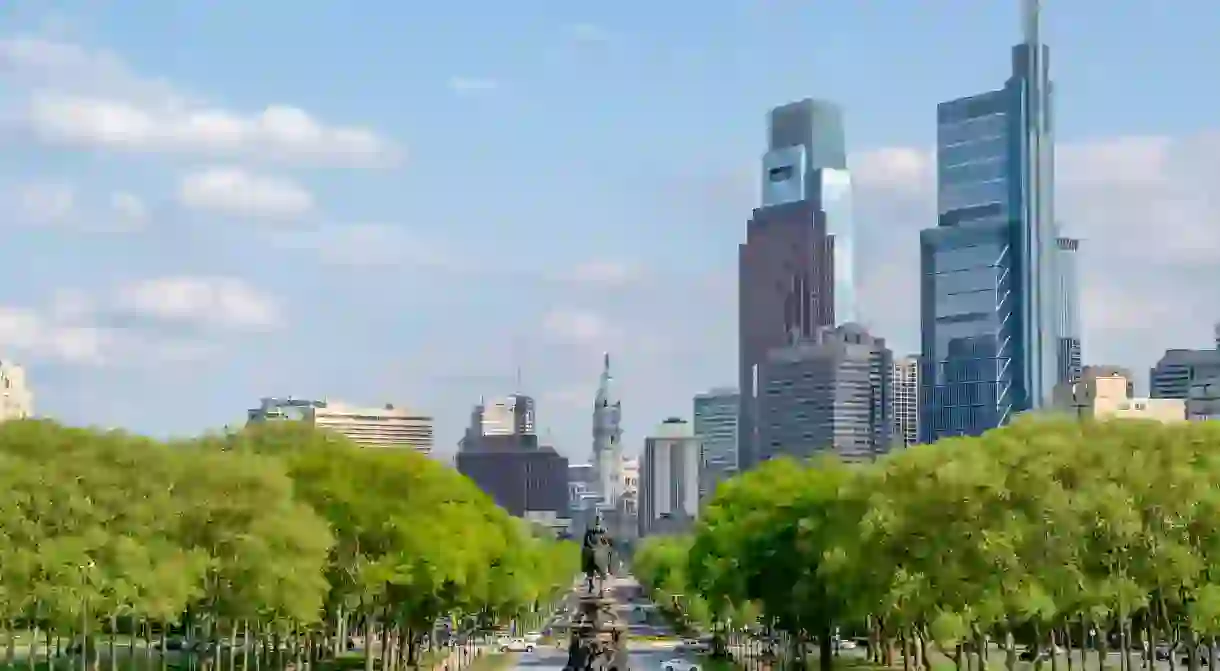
919 8 1066 443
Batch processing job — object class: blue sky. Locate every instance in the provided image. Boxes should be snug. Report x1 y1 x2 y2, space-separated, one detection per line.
1 0 1217 458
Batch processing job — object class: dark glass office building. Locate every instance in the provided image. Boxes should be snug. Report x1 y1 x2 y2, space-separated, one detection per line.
456 434 569 518
737 98 855 470
919 0 1071 442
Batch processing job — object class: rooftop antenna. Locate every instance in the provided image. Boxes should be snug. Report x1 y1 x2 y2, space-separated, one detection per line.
511 334 524 393
1022 0 1042 47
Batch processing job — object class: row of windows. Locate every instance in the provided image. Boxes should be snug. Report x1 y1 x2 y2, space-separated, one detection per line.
935 289 999 319
939 136 1007 169
939 157 1008 185
923 380 1005 406
935 266 1002 293
938 112 1008 146
922 402 1011 439
933 242 1006 273
939 179 1007 213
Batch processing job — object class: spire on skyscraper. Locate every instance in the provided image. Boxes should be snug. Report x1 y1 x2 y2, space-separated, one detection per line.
1022 0 1042 46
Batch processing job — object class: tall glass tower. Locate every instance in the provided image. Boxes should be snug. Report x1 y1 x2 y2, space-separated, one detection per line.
918 0 1066 442
737 98 856 469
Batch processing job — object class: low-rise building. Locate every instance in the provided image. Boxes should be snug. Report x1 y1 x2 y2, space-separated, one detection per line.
247 397 434 453
1053 367 1185 423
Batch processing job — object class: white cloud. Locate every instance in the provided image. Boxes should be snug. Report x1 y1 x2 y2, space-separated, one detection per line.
0 305 108 365
113 276 281 331
447 77 499 94
178 167 314 220
1 35 399 167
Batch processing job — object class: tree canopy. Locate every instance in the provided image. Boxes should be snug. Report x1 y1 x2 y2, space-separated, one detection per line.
0 419 577 670
633 417 1220 671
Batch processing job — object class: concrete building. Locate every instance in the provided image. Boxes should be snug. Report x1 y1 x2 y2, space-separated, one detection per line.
738 98 855 472
757 323 892 463
919 0 1073 442
1053 367 1185 423
891 356 920 448
0 361 33 421
638 418 701 538
592 353 624 506
247 397 434 453
481 394 536 436
693 388 739 500
1151 325 1220 399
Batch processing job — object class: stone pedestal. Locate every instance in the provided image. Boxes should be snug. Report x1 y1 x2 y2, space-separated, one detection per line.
564 592 629 671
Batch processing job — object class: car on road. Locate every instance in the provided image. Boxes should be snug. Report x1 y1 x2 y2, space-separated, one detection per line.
662 659 700 671
835 639 858 651
500 638 536 653
523 632 542 643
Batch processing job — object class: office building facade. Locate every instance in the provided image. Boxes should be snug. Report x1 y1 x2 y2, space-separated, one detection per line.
1056 237 1082 384
0 361 33 421
919 0 1068 442
757 324 892 463
638 418 701 538
456 445 569 519
1151 326 1220 399
247 398 434 453
693 388 739 499
891 356 920 448
739 98 855 470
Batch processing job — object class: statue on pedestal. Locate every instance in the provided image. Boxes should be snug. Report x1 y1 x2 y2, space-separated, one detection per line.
566 515 628 671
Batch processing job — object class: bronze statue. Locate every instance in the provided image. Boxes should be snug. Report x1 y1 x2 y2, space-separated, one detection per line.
581 517 612 596
565 515 628 671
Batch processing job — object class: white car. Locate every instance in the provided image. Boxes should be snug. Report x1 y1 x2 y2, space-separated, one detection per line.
500 639 535 653
836 639 858 650
663 660 700 671
523 632 542 643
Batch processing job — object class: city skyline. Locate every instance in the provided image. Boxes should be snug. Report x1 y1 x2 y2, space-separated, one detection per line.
1 1 1216 457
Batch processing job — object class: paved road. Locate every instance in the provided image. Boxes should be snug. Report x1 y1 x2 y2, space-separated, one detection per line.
509 644 698 671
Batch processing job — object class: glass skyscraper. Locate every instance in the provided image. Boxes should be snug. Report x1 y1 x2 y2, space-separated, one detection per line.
737 99 856 470
919 0 1069 442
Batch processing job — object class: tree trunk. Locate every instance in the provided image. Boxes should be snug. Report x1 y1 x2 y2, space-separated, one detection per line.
818 624 833 671
1005 626 1018 671
1050 625 1061 671
160 627 169 671
28 619 41 671
1099 622 1111 671
364 612 376 671
380 619 390 671
919 630 931 671
107 616 117 671
1034 621 1045 671
5 620 16 667
1064 624 1074 671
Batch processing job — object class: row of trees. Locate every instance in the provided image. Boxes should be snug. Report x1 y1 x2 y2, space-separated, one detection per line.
634 417 1220 671
0 419 578 671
